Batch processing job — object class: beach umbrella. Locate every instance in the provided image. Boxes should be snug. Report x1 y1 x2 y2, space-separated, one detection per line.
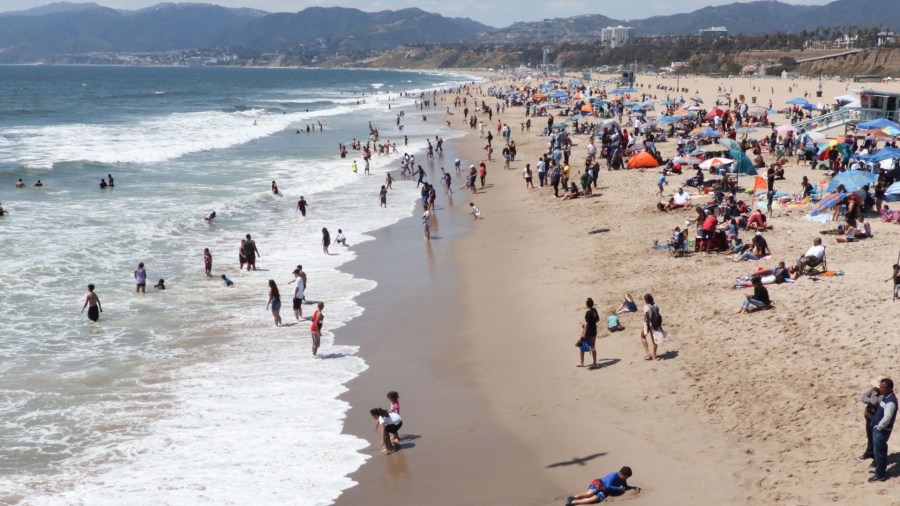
800 103 818 110
548 91 568 99
699 157 734 169
657 116 685 124
551 123 568 130
787 97 809 105
626 151 660 169
689 148 705 156
694 129 721 139
608 89 627 95
884 126 900 136
869 147 900 163
686 105 702 111
580 104 593 113
619 87 637 93
690 95 704 103
718 138 741 150
885 181 900 199
699 143 730 153
827 170 879 192
659 99 675 105
747 105 768 116
857 118 900 131
598 119 621 131
705 108 725 119
809 193 846 216
533 93 547 100
674 156 701 165
569 114 585 120
816 140 850 160
734 127 757 135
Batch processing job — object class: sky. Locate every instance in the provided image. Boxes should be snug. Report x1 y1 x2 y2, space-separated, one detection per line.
0 0 836 27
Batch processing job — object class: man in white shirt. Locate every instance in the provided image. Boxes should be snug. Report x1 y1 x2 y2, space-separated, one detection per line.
796 237 825 273
291 269 305 320
673 188 691 207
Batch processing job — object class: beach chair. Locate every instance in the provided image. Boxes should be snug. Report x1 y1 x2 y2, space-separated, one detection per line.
804 247 828 276
668 232 688 257
809 184 825 201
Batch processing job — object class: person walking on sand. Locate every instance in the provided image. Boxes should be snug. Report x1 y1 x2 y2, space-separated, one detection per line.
81 284 103 322
886 264 899 301
133 262 147 293
297 196 308 217
310 301 324 356
640 294 666 361
266 279 282 327
479 162 487 189
576 298 600 368
524 163 534 189
869 378 896 483
243 234 260 271
203 248 212 277
370 408 403 454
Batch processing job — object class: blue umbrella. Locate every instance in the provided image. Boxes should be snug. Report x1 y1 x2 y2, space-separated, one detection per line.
548 91 568 99
857 118 900 131
695 129 721 138
885 181 900 201
826 170 878 192
735 127 757 134
810 193 846 216
800 103 818 110
658 116 685 124
869 147 900 163
787 97 809 105
659 100 675 105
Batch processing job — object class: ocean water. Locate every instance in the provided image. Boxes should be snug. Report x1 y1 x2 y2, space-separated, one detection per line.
0 65 473 504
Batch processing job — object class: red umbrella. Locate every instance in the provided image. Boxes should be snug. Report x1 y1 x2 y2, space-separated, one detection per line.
704 108 724 120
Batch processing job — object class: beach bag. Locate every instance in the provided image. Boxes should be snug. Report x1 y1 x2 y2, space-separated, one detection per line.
577 339 591 352
649 305 663 330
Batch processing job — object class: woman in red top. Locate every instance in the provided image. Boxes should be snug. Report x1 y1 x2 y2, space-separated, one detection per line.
310 302 324 357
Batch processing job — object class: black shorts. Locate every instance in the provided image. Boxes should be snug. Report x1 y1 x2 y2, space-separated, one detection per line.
701 229 713 240
385 421 403 434
293 298 302 310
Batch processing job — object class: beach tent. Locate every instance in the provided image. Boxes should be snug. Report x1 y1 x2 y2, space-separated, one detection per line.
885 181 900 201
627 152 660 169
827 170 878 192
729 149 758 175
869 147 900 163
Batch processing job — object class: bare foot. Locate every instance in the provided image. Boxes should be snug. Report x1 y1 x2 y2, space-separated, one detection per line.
576 364 585 367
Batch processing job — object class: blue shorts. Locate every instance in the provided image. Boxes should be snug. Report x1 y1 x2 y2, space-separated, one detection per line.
271 299 281 311
588 485 606 501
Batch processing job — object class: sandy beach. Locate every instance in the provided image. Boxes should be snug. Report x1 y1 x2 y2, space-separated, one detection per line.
337 72 900 505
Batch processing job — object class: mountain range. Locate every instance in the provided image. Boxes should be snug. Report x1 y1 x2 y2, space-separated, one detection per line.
0 1 898 63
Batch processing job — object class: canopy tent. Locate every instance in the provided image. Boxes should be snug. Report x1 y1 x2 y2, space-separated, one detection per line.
885 181 900 202
787 97 810 105
626 151 660 169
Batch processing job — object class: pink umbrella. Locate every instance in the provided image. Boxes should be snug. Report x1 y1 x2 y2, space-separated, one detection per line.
775 124 797 133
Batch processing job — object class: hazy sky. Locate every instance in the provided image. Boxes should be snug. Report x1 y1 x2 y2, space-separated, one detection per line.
1 0 835 27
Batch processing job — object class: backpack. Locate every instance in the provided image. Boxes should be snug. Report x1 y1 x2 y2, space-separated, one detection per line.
649 305 663 330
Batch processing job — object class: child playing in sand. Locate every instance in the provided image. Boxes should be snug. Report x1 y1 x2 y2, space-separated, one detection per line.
469 202 482 220
370 408 403 454
607 311 624 332
887 264 900 301
615 294 637 314
565 466 640 505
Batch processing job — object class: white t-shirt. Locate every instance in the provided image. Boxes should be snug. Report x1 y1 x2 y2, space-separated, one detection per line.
293 277 305 299
804 244 825 260
336 232 346 243
673 192 690 206
379 412 402 426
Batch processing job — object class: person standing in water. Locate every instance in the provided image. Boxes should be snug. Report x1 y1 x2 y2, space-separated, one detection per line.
380 185 388 208
107 174 114 187
422 203 431 240
243 234 260 271
133 262 147 293
385 173 393 190
291 269 305 321
322 227 331 255
81 284 103 322
310 301 324 357
297 196 307 217
266 279 282 327
203 248 212 277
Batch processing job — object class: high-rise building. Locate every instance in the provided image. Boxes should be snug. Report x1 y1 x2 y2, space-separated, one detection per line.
601 26 634 48
699 26 728 44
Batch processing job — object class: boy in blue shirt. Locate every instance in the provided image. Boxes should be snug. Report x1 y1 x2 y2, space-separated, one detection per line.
566 466 640 505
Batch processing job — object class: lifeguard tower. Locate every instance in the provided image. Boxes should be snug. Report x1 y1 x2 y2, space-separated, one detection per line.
858 89 900 123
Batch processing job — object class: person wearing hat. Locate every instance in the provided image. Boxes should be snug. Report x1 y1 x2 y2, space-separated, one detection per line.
858 378 885 462
869 378 897 482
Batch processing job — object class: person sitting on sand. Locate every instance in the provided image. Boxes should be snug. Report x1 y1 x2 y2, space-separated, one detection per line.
664 188 691 211
469 202 482 219
796 237 825 273
561 182 581 201
835 216 872 243
607 311 624 332
737 275 772 314
733 232 770 262
615 294 637 314
565 466 640 505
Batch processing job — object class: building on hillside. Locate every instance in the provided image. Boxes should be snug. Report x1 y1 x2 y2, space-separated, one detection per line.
878 31 897 47
600 26 634 48
699 26 728 44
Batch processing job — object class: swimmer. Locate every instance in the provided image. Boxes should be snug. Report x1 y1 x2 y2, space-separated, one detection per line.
204 211 216 222
271 181 279 195
107 174 114 187
221 274 234 287
297 196 307 217
0 203 5 216
34 180 43 187
16 178 24 188
99 178 107 189
154 279 166 290
81 284 103 322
